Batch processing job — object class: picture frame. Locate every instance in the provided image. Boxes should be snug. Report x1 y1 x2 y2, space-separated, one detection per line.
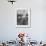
16 8 31 28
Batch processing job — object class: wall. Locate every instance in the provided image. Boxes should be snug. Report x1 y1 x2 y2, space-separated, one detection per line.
0 0 46 42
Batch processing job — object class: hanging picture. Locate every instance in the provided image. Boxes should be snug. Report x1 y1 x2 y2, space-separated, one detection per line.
16 8 31 28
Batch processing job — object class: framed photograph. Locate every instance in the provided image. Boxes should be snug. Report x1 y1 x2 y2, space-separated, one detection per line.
16 8 31 28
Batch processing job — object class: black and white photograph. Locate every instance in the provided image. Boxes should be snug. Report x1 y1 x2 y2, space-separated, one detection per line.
16 8 31 28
